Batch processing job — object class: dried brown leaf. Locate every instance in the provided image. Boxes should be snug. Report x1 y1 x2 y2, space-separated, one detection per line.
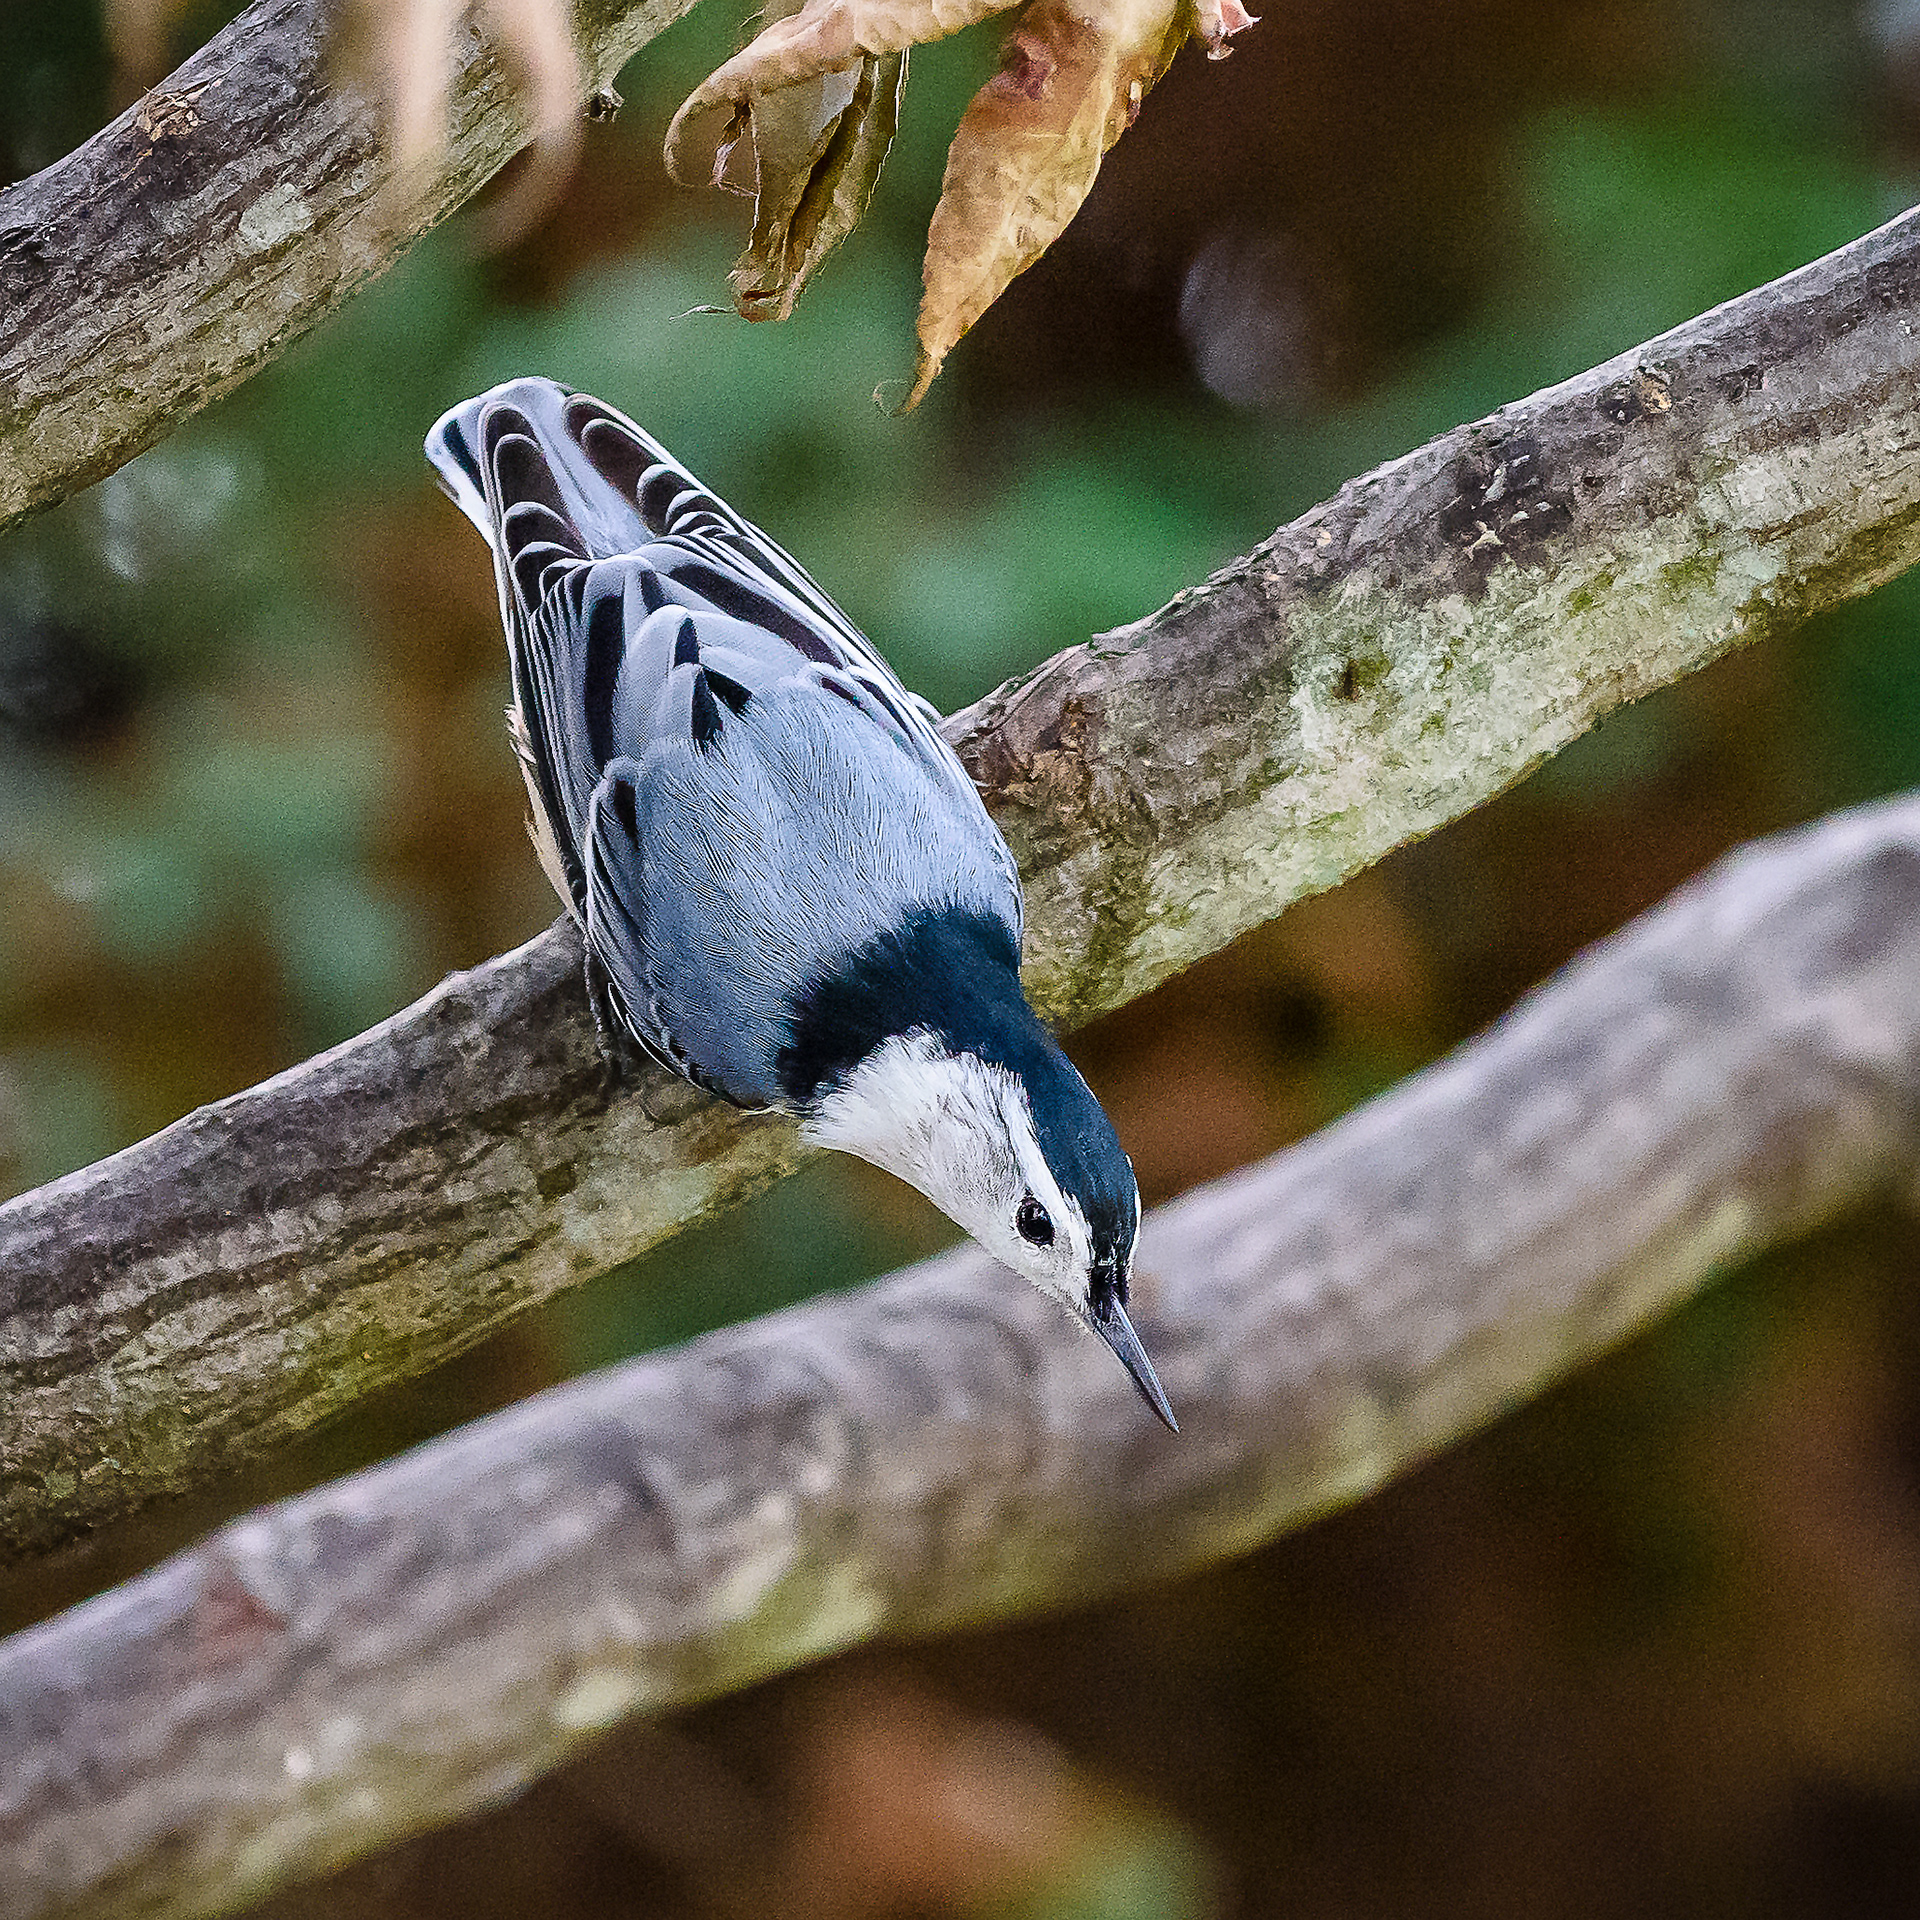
660 0 1254 386
900 0 1188 411
729 52 909 321
663 0 1007 186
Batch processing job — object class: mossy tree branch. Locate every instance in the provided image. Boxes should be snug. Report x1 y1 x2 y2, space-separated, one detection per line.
4 206 1920 1562
9 794 1920 1920
0 0 700 535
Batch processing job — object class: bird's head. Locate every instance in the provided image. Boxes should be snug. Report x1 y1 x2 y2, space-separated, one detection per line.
787 914 1175 1430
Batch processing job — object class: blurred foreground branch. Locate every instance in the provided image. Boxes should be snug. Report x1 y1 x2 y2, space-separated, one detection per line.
4 205 1920 1561
9 795 1920 1920
0 0 697 535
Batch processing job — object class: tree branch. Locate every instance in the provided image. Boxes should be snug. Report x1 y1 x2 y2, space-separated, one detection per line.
5 206 1920 1563
8 793 1920 1920
0 0 700 535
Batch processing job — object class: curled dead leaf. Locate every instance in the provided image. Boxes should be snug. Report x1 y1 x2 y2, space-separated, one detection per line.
664 0 1008 186
663 0 1256 395
673 0 913 320
729 53 910 321
901 0 1188 412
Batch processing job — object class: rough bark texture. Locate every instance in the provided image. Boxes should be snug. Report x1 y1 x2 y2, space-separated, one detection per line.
4 206 1920 1563
8 795 1920 1920
0 0 699 535
994 210 1920 1027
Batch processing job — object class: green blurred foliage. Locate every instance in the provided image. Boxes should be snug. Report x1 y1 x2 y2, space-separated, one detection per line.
3 0 1916 1365
7 2 1920 1912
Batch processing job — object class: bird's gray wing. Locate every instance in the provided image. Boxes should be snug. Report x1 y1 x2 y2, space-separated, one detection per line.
577 755 735 1094
426 378 1020 934
544 389 1024 937
425 379 1025 1095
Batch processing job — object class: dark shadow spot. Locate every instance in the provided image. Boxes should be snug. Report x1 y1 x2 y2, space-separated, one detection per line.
610 778 640 844
690 671 724 748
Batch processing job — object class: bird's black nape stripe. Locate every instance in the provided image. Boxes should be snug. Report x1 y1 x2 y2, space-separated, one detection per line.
778 907 1138 1286
777 907 1025 1106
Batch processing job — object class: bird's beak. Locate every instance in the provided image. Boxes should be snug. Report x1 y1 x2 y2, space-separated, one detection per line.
1090 1297 1179 1433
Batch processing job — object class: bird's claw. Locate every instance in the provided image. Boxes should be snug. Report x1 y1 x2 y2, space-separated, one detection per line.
582 948 649 1102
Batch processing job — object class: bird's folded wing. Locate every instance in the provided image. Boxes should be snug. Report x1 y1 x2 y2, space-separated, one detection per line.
580 759 701 1084
560 397 1023 929
445 379 1023 945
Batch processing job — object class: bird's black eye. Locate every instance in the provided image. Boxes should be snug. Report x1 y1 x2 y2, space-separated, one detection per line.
1016 1193 1054 1247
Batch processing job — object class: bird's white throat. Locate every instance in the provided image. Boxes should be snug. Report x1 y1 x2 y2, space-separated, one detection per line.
801 1028 1092 1305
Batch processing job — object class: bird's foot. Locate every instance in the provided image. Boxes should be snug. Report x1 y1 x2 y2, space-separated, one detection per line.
582 949 650 1101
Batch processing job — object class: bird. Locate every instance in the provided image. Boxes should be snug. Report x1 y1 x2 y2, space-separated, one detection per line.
426 377 1176 1431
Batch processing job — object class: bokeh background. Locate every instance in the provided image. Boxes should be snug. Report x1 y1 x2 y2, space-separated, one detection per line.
8 0 1920 1912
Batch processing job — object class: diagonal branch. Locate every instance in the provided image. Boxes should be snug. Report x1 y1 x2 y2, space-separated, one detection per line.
4 206 1920 1564
0 0 700 536
8 793 1920 1920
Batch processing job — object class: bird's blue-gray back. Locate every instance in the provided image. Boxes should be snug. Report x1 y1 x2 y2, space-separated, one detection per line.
425 377 1022 1106
608 688 1017 1101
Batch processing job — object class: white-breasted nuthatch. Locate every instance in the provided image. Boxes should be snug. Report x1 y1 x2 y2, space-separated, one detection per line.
427 378 1175 1429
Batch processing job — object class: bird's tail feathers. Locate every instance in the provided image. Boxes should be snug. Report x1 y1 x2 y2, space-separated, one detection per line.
427 381 866 660
425 376 669 561
424 394 493 538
